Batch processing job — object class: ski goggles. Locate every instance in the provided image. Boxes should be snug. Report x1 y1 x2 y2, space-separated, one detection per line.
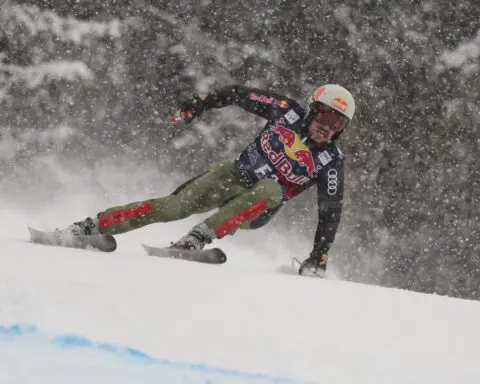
311 104 350 132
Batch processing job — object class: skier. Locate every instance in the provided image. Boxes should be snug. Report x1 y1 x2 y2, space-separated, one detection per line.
64 84 354 276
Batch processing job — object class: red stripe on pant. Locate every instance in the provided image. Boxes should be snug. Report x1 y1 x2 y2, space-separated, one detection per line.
99 202 153 229
214 200 267 238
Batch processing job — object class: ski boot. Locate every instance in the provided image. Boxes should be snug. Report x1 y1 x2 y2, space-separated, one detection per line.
171 223 215 250
298 253 328 277
64 217 99 236
29 216 116 252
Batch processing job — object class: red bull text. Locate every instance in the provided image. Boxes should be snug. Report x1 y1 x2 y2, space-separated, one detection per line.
269 119 322 178
332 97 348 113
260 118 322 183
250 93 289 108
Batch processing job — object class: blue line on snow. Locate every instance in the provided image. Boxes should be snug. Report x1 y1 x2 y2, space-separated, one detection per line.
0 324 302 383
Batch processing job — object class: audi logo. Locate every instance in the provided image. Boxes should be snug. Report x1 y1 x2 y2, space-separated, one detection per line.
327 169 337 195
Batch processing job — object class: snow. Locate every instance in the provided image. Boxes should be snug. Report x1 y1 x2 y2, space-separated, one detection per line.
436 30 480 72
1 200 480 383
0 61 94 88
3 5 121 44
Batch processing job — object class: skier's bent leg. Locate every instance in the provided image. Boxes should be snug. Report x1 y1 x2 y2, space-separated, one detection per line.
239 204 283 230
172 179 283 249
77 160 246 236
97 194 193 235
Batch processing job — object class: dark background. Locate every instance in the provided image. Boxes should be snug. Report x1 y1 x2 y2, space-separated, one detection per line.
1 1 479 299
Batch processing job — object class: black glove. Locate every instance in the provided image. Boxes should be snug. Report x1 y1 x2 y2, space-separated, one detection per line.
171 94 207 125
298 253 328 277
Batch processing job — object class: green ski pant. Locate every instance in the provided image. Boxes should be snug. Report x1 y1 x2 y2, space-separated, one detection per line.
97 159 283 238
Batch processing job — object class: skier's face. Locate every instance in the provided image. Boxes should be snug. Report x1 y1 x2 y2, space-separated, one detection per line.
308 105 349 146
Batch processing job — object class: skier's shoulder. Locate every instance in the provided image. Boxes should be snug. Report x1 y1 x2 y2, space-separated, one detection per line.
322 141 345 161
332 142 345 161
268 98 306 127
280 105 305 125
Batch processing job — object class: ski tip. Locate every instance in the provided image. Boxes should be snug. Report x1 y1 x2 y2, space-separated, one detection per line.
102 235 117 252
141 244 153 255
28 226 117 253
27 226 42 240
211 248 227 263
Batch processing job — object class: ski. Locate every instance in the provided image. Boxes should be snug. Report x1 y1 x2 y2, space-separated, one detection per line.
28 227 117 252
142 245 227 264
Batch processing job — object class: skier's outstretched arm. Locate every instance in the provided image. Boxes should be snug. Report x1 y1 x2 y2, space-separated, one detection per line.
310 162 344 262
176 85 298 123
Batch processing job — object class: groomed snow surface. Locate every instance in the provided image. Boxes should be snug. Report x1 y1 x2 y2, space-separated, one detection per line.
1 169 480 384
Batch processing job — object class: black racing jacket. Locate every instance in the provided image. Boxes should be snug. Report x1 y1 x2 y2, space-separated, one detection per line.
201 85 344 257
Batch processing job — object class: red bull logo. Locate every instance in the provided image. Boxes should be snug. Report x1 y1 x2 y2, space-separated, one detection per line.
275 100 290 108
291 148 319 178
260 132 309 184
268 119 321 178
313 86 327 100
332 97 348 112
250 93 289 108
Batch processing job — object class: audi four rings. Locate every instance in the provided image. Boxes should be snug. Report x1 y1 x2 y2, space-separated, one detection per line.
327 169 337 195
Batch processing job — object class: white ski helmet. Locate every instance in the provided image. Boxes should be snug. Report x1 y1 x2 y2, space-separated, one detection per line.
307 84 355 121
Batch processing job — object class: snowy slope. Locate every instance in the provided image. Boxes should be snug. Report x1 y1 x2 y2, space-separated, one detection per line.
1 208 480 384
